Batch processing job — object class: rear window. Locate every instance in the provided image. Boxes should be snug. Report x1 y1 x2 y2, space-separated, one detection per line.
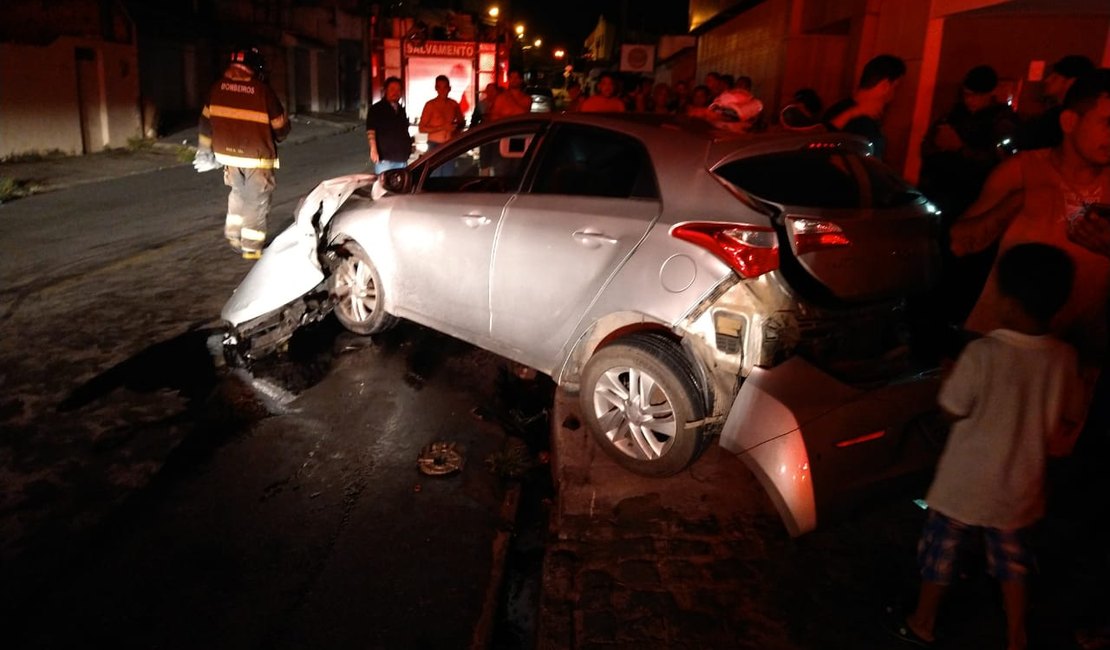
857 155 921 209
714 150 918 209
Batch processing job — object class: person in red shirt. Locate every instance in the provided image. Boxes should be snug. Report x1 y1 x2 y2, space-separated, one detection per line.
579 72 625 113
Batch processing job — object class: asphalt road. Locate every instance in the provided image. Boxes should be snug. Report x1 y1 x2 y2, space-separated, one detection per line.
10 322 536 649
0 131 370 568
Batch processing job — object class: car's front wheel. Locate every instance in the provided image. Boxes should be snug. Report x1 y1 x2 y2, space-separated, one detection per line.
579 335 708 476
330 241 397 335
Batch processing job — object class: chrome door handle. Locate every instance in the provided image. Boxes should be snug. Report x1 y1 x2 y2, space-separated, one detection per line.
462 215 491 228
572 230 618 247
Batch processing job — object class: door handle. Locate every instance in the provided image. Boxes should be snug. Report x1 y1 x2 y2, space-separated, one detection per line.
572 230 618 247
462 215 491 228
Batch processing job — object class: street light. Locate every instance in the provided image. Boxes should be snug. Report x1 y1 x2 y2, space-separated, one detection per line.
515 24 525 37
533 38 542 48
553 48 565 59
488 6 499 19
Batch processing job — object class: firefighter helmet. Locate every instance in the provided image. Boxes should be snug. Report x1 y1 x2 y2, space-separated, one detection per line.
230 47 265 75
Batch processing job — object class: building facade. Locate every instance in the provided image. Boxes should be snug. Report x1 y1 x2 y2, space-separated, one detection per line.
687 0 1110 179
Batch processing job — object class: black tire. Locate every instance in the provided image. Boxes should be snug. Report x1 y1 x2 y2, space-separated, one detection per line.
578 335 708 477
329 241 398 335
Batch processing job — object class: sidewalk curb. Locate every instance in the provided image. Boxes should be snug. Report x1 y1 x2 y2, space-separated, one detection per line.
290 113 361 130
472 479 522 650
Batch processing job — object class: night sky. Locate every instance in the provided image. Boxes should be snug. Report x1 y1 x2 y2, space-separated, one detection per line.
509 0 689 52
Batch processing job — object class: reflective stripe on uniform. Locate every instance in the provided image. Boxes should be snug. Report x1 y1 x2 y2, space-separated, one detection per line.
201 106 211 118
241 227 266 242
198 134 212 148
271 114 287 130
225 214 245 226
214 153 280 169
208 105 272 125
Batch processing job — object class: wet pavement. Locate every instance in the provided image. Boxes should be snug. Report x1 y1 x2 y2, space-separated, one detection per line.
8 321 543 649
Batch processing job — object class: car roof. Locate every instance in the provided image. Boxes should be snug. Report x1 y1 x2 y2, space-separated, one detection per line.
484 111 872 164
454 112 877 220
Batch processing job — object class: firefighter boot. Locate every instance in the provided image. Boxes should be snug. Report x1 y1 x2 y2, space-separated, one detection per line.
241 226 265 260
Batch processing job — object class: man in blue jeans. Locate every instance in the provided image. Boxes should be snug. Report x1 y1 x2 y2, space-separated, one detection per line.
366 77 413 173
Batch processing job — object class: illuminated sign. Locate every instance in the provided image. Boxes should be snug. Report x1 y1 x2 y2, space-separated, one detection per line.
404 40 477 58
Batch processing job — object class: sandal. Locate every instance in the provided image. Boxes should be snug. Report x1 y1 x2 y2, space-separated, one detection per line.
880 604 934 648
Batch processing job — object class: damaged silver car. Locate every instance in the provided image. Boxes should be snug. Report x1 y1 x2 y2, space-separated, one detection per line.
222 113 944 534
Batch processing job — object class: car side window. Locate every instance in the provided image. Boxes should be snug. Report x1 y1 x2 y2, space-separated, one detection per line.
531 126 658 199
714 151 861 209
420 128 541 194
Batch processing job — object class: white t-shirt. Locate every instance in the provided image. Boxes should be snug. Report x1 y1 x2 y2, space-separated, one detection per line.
928 329 1083 530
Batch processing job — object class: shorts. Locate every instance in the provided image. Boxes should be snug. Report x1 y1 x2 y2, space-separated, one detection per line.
917 510 1035 584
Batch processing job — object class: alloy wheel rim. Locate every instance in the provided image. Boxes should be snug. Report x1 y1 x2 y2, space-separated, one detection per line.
334 258 378 323
591 366 677 460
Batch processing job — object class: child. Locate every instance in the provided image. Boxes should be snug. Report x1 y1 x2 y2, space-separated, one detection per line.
887 243 1086 650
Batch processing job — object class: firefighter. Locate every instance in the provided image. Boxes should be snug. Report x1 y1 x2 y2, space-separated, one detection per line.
194 47 290 260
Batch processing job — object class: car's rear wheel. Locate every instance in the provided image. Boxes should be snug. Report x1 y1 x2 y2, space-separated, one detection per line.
579 335 708 476
330 242 397 335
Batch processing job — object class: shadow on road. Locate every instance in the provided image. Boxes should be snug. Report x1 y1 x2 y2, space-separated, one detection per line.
58 327 222 413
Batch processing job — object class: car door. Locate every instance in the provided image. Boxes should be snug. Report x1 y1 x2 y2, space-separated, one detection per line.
489 124 661 372
386 123 544 340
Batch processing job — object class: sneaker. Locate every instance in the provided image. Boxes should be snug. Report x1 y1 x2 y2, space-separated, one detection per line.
242 250 261 260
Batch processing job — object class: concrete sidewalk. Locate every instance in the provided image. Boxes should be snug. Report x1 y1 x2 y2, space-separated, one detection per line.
0 111 362 199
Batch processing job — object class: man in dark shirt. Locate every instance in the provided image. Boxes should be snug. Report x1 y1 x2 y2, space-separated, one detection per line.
1016 54 1096 151
921 65 1020 217
366 76 413 173
920 64 1020 326
822 54 906 160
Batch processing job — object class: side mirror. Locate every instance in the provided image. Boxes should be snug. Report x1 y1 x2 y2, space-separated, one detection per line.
380 168 412 194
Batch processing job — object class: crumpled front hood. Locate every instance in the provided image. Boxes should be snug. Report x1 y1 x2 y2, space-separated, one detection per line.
221 173 378 326
293 173 378 231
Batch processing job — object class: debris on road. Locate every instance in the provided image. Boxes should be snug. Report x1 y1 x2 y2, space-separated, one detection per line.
417 441 464 476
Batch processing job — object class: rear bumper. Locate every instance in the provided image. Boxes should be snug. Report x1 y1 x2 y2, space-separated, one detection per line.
719 356 940 536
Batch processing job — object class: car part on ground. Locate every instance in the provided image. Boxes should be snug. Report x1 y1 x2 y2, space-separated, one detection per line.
720 356 943 535
417 441 465 476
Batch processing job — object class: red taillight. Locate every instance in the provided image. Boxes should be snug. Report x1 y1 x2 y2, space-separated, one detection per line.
789 218 851 255
671 222 779 278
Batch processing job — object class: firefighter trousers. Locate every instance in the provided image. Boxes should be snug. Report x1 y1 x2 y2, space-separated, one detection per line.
224 166 275 256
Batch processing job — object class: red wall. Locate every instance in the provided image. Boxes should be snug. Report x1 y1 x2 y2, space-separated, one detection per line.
934 13 1110 122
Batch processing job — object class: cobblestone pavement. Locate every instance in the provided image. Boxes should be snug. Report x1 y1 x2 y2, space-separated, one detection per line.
540 390 1110 650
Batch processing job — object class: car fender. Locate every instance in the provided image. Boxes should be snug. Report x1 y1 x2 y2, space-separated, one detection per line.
555 311 676 389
